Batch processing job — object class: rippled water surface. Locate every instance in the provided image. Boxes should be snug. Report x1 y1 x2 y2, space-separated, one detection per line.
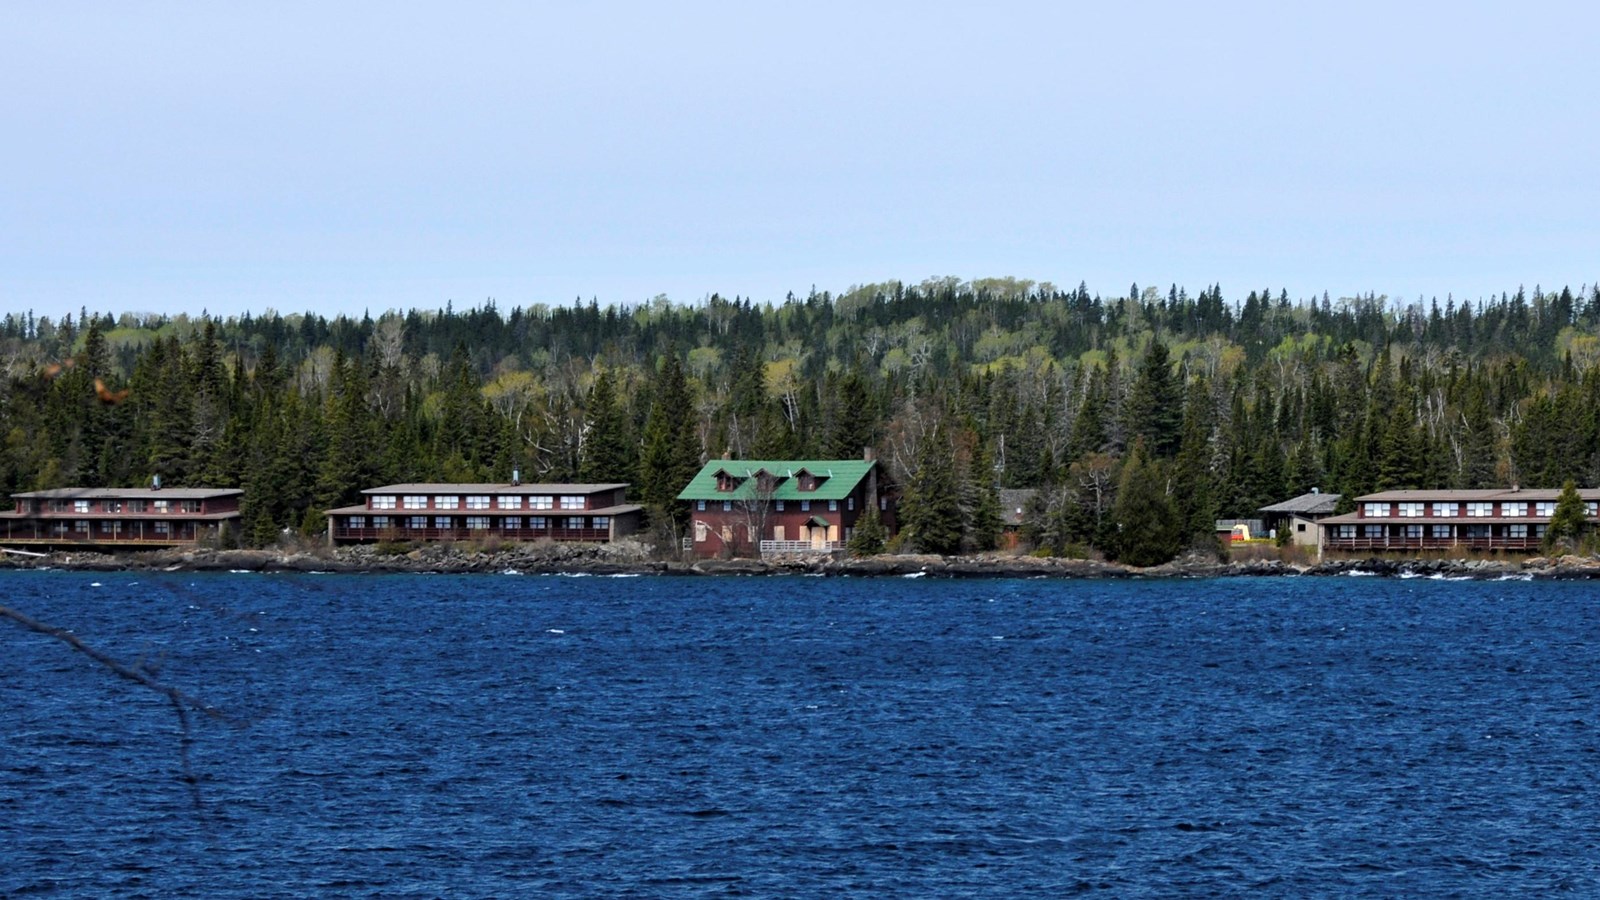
3 571 1598 896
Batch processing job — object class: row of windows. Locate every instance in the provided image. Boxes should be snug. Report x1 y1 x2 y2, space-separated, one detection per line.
1336 523 1545 539
47 499 200 514
372 495 588 511
695 497 878 513
1363 501 1598 518
59 520 175 534
344 515 611 530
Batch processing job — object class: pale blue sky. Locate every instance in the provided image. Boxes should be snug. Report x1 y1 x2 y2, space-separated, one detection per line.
5 1 1596 319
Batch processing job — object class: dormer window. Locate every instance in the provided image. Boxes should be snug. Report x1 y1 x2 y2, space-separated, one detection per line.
716 472 740 492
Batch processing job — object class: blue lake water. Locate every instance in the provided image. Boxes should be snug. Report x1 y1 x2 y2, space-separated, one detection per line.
2 571 1598 897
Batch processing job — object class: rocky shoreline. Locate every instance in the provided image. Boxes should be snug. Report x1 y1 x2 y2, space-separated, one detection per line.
4 540 1600 579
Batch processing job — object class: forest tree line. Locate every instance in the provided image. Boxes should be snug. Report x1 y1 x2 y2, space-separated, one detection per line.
3 278 1598 563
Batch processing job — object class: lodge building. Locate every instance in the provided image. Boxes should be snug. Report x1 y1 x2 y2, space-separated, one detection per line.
676 453 896 558
325 482 643 545
1318 488 1600 552
0 486 243 547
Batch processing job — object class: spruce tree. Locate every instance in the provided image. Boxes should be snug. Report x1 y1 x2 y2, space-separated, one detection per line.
901 426 963 555
579 369 632 483
1108 439 1183 567
1544 480 1587 553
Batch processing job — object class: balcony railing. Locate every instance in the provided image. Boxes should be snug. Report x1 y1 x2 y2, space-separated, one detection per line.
332 526 611 543
759 540 845 557
1324 536 1543 552
0 524 204 545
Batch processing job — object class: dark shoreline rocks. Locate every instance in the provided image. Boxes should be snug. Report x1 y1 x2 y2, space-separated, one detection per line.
4 541 1600 579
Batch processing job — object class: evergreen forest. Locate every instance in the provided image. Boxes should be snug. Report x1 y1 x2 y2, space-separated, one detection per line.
4 278 1598 563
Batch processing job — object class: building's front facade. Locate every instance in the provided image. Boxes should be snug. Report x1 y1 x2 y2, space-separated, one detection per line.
0 487 243 547
1259 490 1342 548
1319 488 1599 552
677 455 895 558
325 483 642 545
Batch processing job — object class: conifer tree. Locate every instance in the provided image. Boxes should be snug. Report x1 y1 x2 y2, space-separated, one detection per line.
1108 439 1183 567
579 369 632 483
900 425 963 555
1544 480 1587 553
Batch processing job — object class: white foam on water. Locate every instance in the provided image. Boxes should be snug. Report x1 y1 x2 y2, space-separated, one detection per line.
903 572 926 579
547 628 565 634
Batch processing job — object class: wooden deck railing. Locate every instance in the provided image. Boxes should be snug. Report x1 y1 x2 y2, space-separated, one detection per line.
332 526 611 543
1323 536 1543 552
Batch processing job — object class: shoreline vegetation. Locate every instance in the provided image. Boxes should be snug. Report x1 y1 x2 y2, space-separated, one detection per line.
4 540 1600 580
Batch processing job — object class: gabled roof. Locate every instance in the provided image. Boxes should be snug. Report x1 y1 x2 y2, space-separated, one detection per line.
1259 491 1341 516
678 459 877 502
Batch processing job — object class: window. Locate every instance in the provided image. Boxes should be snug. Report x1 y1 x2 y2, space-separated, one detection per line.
407 516 428 530
467 516 490 530
593 516 610 529
74 499 91 513
848 496 855 511
1337 525 1355 539
746 525 757 543
372 495 397 510
436 495 460 509
466 496 490 510
48 499 69 512
531 496 554 510
696 499 707 512
1296 523 1306 533
560 496 585 510
497 495 522 509
695 521 708 542
801 500 811 512
1504 502 1527 517
1398 503 1423 517
74 520 90 532
1363 524 1384 538
776 500 785 512
180 500 200 514
880 497 887 510
530 516 547 530
434 516 454 529
829 500 838 511
1536 502 1557 517
1432 502 1457 517
503 516 522 530
1363 503 1389 517
127 500 147 513
1535 524 1548 538
1588 502 1598 517
1465 524 1490 538
1509 524 1528 538
1431 524 1452 538
1404 524 1423 538
153 500 171 514
1466 502 1493 517
105 500 122 513
153 521 170 534
722 501 731 512
349 516 366 529
404 495 428 509
101 521 119 534
372 516 390 529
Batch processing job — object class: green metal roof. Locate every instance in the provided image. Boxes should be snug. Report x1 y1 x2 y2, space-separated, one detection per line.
677 459 877 502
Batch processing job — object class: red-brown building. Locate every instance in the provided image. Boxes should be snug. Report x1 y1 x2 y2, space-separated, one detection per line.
1318 488 1600 552
676 454 896 558
0 486 243 547
325 482 643 545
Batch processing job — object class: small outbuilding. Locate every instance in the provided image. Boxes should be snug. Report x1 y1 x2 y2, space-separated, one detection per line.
1258 490 1342 548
